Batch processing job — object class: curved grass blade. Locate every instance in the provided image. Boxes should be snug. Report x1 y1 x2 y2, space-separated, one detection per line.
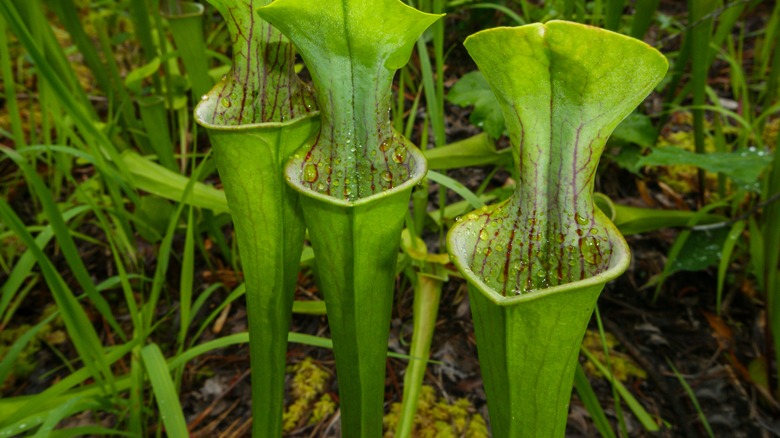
0 199 115 397
141 344 189 437
1 147 124 337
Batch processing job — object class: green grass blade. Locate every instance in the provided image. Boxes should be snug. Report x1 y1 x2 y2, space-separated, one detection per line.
31 396 92 438
141 343 189 438
762 119 780 392
0 205 89 321
629 0 659 40
666 358 715 438
716 220 746 314
689 0 720 197
604 0 624 31
1 147 124 335
582 348 660 432
47 0 111 94
573 363 616 438
0 14 25 146
0 199 115 395
462 4 525 25
0 339 139 428
426 170 485 209
0 2 132 185
416 37 446 147
49 426 136 438
178 207 196 348
0 312 57 386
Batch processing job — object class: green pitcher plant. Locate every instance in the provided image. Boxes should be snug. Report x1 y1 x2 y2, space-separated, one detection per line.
194 0 318 435
257 1 441 436
446 22 668 437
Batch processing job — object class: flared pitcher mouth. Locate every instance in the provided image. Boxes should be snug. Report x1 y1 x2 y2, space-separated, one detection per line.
447 215 630 307
194 99 319 132
284 137 428 209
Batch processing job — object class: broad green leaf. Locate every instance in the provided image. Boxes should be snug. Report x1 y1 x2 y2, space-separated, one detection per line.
447 22 667 437
448 71 506 139
668 227 730 273
637 146 773 192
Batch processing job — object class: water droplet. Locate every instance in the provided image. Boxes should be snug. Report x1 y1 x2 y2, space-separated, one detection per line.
317 182 326 192
381 171 393 182
221 97 231 108
392 146 407 163
229 92 238 100
590 228 599 235
455 216 462 222
221 75 227 81
379 140 390 152
332 179 341 187
201 94 209 101
303 164 318 183
575 212 589 226
479 229 489 241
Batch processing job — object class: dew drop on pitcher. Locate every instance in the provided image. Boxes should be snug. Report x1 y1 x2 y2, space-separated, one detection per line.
303 164 318 183
392 146 407 163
